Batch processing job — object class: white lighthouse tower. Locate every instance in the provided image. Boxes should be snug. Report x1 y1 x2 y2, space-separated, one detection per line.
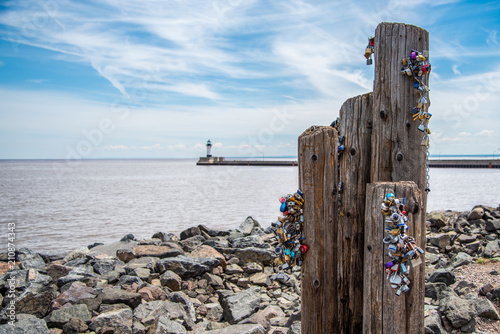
206 139 212 157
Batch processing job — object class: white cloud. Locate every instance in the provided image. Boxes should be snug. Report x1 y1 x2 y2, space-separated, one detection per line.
477 130 494 137
486 30 499 46
452 65 461 75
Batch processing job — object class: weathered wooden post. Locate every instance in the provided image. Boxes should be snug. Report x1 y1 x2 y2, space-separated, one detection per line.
299 22 428 333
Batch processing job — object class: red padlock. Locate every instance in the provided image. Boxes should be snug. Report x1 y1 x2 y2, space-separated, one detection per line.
422 64 431 73
299 244 309 254
369 36 374 46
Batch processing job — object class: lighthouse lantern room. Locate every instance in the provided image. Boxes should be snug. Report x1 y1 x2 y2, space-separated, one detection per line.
206 140 212 157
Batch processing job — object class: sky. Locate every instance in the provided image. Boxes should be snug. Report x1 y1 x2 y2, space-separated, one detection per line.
0 0 499 159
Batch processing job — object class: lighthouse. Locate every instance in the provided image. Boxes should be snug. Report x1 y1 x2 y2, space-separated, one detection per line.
206 139 212 157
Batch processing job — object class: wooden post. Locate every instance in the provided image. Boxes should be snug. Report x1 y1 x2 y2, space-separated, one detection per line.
363 182 423 334
299 126 338 334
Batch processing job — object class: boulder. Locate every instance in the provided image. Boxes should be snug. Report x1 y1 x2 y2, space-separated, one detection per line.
93 258 123 275
472 297 500 320
203 238 231 249
180 227 201 240
483 241 499 257
180 235 206 252
233 248 274 265
467 207 484 221
190 245 226 269
160 270 182 291
225 263 244 275
170 292 196 324
124 256 159 272
232 236 267 249
204 323 266 334
249 272 269 286
137 285 168 302
51 286 100 310
203 273 224 288
0 317 50 334
218 287 261 324
455 234 478 244
45 263 73 284
439 292 475 328
155 255 219 278
428 269 456 286
62 317 88 334
89 308 133 334
237 217 260 235
428 234 450 249
289 321 301 334
46 304 91 327
449 252 473 269
15 284 58 318
16 248 46 270
425 283 452 300
134 300 172 328
427 212 447 229
424 312 446 334
485 219 500 232
247 305 286 329
151 232 178 242
133 245 183 258
206 302 224 321
100 287 142 308
148 315 186 334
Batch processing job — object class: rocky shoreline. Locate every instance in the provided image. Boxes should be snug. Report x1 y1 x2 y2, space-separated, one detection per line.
0 206 499 334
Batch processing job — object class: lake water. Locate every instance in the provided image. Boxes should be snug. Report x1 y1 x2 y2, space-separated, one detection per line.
0 159 499 252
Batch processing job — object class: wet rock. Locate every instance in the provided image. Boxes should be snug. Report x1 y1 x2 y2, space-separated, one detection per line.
0 317 50 334
155 255 219 279
89 308 133 334
180 227 201 240
428 269 456 286
148 315 186 334
101 287 142 308
218 287 261 324
133 245 183 258
46 304 91 327
160 270 182 291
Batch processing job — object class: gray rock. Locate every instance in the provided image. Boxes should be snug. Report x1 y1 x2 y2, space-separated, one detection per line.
180 235 206 252
206 302 224 321
46 304 91 327
427 212 447 229
455 234 479 244
149 315 186 334
134 300 172 328
0 317 50 334
63 317 89 334
460 317 476 333
472 297 500 320
425 283 452 300
204 323 266 334
233 247 274 266
449 252 473 269
483 240 499 257
203 273 224 288
288 321 301 334
170 292 196 324
124 256 159 272
180 226 201 240
429 233 450 249
232 236 267 249
155 255 219 278
426 253 440 265
203 238 231 249
93 258 124 275
16 248 46 270
121 233 136 242
50 286 100 311
467 207 484 220
89 308 133 334
439 292 475 328
485 219 500 232
218 287 261 324
152 231 178 242
225 263 245 275
133 321 147 334
38 249 67 263
13 284 57 318
160 270 182 291
424 312 446 334
101 287 142 308
428 269 456 286
237 217 260 235
116 275 146 290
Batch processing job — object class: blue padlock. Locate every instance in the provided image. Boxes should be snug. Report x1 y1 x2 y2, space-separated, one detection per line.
280 201 287 212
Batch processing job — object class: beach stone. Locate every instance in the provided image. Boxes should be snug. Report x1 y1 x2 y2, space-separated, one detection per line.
46 304 91 327
243 262 263 274
89 308 133 334
232 235 267 249
152 232 178 242
0 317 50 334
218 286 261 324
237 217 260 235
429 233 451 249
485 219 500 232
427 212 447 229
233 247 274 265
424 311 446 334
100 287 142 308
160 270 182 291
137 285 167 302
190 245 226 269
204 323 265 334
148 315 186 334
464 241 481 253
93 258 123 275
134 300 172 328
51 286 99 310
38 250 67 263
133 245 183 258
468 207 485 221
62 318 88 334
203 238 231 249
14 284 57 318
180 227 201 240
455 234 478 244
249 272 269 286
472 297 500 320
247 305 286 329
170 291 196 324
116 275 146 290
428 269 456 286
203 273 224 288
206 302 224 321
155 255 219 279
117 249 135 263
124 256 159 272
439 292 475 328
225 263 244 275
483 241 499 257
449 252 473 269
16 248 46 270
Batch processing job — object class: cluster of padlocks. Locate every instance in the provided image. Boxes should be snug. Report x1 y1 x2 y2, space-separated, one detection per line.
381 193 425 296
364 36 375 65
269 190 307 281
400 49 432 146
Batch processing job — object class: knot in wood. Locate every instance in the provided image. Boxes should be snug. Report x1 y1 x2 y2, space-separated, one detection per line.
396 152 404 161
380 110 387 120
311 154 318 161
313 278 320 288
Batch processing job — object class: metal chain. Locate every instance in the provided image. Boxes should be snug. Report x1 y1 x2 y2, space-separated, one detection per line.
425 141 431 192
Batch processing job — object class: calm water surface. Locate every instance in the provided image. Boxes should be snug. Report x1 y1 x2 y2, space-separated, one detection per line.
0 159 499 252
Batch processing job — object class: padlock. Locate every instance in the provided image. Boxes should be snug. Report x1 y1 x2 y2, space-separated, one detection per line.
401 58 408 66
366 58 373 65
299 244 308 254
422 63 431 73
364 47 373 59
421 136 429 146
410 51 417 60
418 123 426 132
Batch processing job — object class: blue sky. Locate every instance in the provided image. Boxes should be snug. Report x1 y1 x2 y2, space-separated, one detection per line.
0 0 499 159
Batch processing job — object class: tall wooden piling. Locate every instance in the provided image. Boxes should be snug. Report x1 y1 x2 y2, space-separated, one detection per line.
299 22 428 334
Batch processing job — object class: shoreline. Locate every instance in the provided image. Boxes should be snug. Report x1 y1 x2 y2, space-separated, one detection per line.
0 206 499 333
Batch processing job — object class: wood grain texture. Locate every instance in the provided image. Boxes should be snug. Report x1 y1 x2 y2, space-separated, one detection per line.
363 182 423 334
337 92 373 333
299 126 338 334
